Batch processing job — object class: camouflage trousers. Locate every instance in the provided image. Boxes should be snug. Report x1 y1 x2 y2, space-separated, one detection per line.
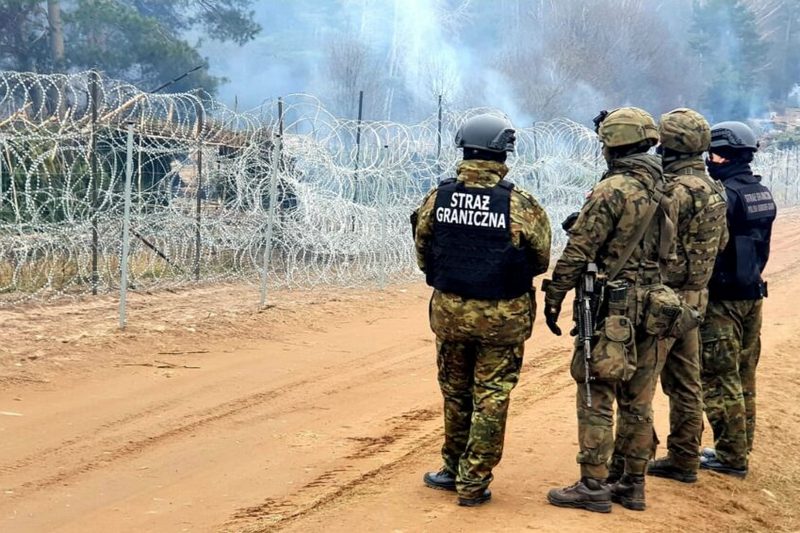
436 338 523 498
575 330 662 479
700 299 763 469
655 325 704 471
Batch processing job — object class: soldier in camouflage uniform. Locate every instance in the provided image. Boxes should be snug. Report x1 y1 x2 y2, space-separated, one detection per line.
544 107 673 513
412 114 551 507
634 109 728 483
699 121 776 477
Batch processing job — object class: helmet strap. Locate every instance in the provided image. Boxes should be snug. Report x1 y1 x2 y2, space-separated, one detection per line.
606 139 654 161
463 148 507 163
661 147 700 164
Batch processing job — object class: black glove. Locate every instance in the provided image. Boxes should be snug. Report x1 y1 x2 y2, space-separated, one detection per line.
541 279 563 336
561 212 580 232
544 301 562 336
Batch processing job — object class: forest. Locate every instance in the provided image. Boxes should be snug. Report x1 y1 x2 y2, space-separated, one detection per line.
2 1 798 125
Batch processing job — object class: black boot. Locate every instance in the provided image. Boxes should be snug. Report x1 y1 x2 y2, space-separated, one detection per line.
647 456 698 483
610 474 646 511
606 455 625 485
423 468 456 491
547 477 612 513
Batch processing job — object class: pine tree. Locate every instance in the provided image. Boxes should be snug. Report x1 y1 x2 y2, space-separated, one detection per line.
690 0 769 120
0 0 261 94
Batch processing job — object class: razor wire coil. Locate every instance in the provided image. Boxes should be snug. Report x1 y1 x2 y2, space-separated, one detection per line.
1 71 798 306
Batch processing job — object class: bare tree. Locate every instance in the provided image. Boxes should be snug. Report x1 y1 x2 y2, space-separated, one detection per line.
495 0 704 121
323 34 383 119
421 55 460 106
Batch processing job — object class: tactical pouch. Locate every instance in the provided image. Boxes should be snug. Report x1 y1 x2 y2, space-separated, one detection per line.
607 281 629 316
642 284 684 339
589 315 637 382
669 289 707 338
670 305 701 339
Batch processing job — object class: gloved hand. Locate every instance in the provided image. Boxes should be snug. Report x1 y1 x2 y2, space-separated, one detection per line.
561 212 580 232
541 279 563 336
544 302 562 336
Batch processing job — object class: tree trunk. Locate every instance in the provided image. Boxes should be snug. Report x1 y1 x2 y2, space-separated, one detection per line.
47 0 65 71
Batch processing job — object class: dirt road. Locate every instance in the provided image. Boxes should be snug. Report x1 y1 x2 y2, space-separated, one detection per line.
3 211 800 533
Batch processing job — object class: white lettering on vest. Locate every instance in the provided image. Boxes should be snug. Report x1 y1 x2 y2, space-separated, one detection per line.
435 203 507 229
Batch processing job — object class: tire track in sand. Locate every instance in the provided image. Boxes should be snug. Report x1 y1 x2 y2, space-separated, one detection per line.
223 344 574 532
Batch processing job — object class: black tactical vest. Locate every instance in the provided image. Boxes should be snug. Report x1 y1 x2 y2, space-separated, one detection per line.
709 172 776 300
425 178 534 300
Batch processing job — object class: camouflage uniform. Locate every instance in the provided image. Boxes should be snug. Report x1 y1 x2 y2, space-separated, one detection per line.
612 110 729 482
699 121 776 475
544 107 677 513
701 298 762 468
414 159 551 498
546 152 668 481
655 158 728 469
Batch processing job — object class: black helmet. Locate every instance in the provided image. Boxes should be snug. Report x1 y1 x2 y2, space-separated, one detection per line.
710 121 759 152
455 114 516 153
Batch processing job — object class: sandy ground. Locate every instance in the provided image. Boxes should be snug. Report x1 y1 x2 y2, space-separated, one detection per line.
2 211 800 533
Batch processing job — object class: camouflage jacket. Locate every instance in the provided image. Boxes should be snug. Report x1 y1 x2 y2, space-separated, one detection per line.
545 153 669 307
662 157 729 292
414 160 551 344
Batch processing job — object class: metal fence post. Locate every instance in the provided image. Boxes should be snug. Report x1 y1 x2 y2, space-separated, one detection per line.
378 143 389 289
194 100 204 281
259 97 284 308
119 123 135 329
89 70 99 294
354 90 364 177
436 94 442 178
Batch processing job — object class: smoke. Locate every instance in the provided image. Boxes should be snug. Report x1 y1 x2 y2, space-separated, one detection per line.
198 0 786 124
790 85 800 107
200 0 540 123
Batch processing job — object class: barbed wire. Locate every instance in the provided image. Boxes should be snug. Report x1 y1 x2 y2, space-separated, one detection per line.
0 71 798 307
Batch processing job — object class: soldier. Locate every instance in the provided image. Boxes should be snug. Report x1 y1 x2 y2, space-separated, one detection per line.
699 121 776 477
544 107 674 512
412 113 551 506
640 109 728 484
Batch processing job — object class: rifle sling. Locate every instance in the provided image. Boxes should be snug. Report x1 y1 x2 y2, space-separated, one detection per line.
605 188 663 282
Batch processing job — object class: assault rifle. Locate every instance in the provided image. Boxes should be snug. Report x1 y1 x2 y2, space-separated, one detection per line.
562 211 599 408
576 263 599 407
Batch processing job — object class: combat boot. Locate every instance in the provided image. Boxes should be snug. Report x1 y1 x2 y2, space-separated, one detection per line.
547 478 612 513
606 455 625 485
610 474 646 511
647 456 697 483
423 468 456 491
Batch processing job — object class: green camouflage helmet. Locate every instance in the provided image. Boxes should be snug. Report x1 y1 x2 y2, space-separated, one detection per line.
659 108 711 153
596 107 659 148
